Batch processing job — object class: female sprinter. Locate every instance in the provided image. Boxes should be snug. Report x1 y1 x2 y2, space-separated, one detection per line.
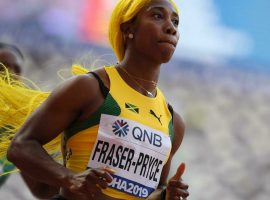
7 0 189 199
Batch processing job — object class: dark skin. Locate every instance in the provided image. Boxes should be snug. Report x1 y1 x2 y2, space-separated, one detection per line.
0 47 61 198
7 0 189 199
0 48 52 197
0 49 22 75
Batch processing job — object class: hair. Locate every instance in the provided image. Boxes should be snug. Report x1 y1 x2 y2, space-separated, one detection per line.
0 65 87 174
0 42 24 60
108 0 179 62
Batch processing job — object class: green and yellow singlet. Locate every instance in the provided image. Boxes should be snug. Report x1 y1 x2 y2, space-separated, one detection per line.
64 66 174 199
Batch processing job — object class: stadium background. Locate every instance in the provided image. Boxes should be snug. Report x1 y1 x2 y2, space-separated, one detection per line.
0 0 269 199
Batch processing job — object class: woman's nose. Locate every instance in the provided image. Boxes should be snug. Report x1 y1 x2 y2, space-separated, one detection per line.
164 20 177 35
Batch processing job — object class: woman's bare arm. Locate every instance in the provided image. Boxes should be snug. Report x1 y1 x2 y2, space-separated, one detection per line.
148 112 186 199
7 74 102 190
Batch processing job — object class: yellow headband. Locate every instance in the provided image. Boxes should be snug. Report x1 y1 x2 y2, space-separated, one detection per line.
108 0 179 61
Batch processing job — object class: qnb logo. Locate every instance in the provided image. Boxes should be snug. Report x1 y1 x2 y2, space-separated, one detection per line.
112 120 129 137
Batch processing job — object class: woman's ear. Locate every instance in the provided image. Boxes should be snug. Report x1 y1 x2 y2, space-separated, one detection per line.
120 18 137 36
120 21 133 36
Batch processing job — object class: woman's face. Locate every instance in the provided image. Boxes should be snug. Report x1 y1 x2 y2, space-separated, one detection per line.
131 0 180 64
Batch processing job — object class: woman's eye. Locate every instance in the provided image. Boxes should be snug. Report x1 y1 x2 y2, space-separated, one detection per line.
153 13 163 20
172 18 179 26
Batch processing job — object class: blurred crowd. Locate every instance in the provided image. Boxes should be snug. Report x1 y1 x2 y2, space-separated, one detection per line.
0 1 269 200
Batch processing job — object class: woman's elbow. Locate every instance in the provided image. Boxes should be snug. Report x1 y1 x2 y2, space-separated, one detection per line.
7 135 24 164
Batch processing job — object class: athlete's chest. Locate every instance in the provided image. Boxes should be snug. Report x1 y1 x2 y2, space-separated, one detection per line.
88 114 172 198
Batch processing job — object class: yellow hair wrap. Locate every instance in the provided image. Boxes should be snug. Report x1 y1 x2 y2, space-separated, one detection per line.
71 64 89 75
108 0 179 61
0 64 88 175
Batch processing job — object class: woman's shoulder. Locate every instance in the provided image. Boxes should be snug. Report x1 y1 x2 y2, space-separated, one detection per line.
46 72 104 111
91 67 110 88
56 73 100 97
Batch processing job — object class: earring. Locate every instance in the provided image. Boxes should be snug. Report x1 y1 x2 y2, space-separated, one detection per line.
128 33 134 39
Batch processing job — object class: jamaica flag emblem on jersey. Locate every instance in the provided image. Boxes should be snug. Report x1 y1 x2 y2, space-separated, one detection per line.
125 103 139 114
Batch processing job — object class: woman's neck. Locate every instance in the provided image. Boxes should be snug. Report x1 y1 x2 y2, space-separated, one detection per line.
118 50 161 83
116 52 161 98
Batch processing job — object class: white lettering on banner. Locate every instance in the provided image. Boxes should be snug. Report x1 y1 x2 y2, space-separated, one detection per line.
108 174 154 198
88 114 172 198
